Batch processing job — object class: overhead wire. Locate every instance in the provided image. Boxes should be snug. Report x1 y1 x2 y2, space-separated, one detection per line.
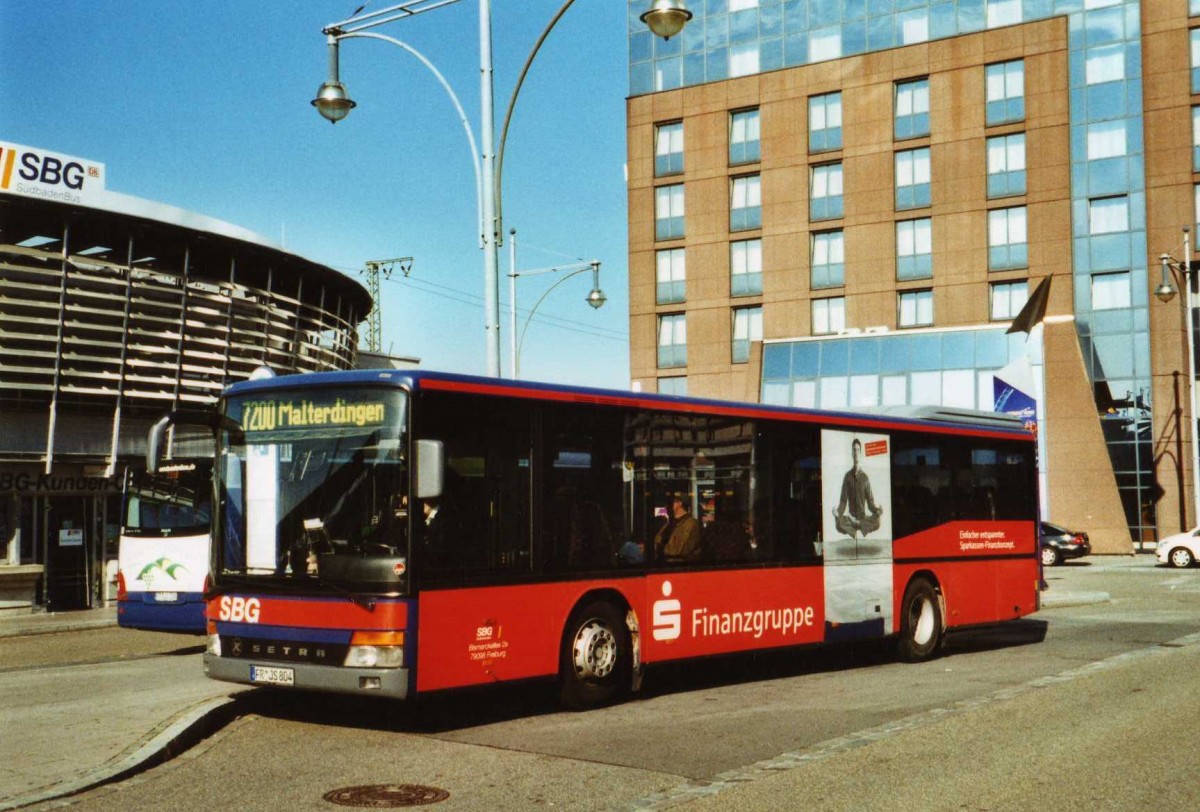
333 262 625 343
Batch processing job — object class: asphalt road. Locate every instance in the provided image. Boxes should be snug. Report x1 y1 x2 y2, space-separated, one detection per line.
16 558 1200 811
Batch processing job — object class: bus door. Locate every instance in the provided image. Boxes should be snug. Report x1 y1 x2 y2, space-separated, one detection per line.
820 429 894 639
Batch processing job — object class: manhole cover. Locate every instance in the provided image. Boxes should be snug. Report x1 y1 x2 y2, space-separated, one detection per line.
323 784 450 808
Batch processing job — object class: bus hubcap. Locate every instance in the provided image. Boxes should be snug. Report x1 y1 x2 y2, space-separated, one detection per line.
572 619 617 680
912 598 935 646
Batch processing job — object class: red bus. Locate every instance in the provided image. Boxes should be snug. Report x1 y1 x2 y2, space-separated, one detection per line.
164 369 1038 709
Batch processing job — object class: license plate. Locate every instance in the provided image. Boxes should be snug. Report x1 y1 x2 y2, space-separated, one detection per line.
154 592 178 602
250 666 295 686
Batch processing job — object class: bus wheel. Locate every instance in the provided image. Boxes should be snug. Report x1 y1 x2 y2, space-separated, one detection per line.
897 578 943 663
559 601 628 710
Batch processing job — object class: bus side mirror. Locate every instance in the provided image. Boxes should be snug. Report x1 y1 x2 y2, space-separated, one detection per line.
146 414 171 474
415 439 444 499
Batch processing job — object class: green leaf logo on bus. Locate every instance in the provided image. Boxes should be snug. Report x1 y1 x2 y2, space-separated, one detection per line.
137 557 188 584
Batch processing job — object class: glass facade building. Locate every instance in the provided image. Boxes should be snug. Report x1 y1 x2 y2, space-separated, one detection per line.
628 0 1158 544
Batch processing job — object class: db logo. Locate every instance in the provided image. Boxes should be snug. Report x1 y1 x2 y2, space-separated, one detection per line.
652 581 681 641
217 596 261 623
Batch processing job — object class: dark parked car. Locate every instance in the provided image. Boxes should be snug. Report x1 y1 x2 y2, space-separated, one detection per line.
1039 521 1090 566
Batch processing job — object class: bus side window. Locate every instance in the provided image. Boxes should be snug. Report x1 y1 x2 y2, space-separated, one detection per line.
417 391 532 580
753 424 821 563
542 404 624 570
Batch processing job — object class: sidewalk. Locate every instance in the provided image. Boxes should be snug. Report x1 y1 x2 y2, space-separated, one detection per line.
0 606 243 811
0 605 118 639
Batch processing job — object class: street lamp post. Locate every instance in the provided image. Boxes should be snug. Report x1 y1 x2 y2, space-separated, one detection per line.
1156 227 1200 529
312 1 692 377
507 229 604 379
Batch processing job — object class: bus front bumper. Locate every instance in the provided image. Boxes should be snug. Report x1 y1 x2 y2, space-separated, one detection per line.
204 653 410 699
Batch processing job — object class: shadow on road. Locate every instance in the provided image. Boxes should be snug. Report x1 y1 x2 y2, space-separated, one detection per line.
944 618 1048 655
230 620 1049 734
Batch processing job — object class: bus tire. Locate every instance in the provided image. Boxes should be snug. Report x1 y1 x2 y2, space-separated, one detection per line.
559 600 629 710
897 578 943 663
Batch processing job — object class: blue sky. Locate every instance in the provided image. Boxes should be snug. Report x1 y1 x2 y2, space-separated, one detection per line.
0 0 634 387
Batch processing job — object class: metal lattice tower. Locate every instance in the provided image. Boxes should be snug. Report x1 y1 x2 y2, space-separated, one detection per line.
361 257 413 353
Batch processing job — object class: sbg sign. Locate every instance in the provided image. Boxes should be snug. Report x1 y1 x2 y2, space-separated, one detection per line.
0 142 104 204
18 153 86 189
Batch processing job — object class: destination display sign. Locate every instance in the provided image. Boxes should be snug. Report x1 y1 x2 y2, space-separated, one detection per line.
237 397 389 432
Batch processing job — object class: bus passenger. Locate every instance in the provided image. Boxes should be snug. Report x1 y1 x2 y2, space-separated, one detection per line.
654 496 702 563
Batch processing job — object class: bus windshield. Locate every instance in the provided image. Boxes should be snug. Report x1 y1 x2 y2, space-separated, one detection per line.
217 388 408 592
124 462 213 537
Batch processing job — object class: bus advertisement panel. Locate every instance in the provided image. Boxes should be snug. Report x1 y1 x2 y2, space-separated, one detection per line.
195 370 1039 708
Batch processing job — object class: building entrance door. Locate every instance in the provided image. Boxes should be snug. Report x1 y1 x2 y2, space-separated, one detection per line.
43 496 89 611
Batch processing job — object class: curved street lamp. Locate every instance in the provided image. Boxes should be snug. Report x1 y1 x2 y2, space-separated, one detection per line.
640 0 693 40
312 0 691 377
511 258 605 379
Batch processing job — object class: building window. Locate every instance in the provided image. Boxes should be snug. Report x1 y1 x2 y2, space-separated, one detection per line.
898 8 929 45
1194 107 1200 172
986 60 1025 126
656 248 686 304
812 297 845 335
654 58 682 93
895 79 930 140
811 230 845 289
809 92 842 153
1193 28 1200 93
810 26 841 63
988 207 1028 271
732 306 763 364
811 163 844 221
658 376 687 396
658 313 687 368
1195 183 1200 233
731 238 763 296
1085 43 1124 85
1192 0 1200 17
991 280 1029 321
897 218 932 281
1089 196 1129 235
899 289 934 327
731 175 762 231
730 42 760 78
730 109 761 165
986 0 1022 28
1087 119 1127 160
655 184 685 240
655 122 683 177
1091 271 1131 311
987 133 1026 198
895 148 931 210
729 0 758 10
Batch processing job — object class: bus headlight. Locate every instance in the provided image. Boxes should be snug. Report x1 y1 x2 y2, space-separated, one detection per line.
344 631 405 668
344 645 404 668
207 633 222 657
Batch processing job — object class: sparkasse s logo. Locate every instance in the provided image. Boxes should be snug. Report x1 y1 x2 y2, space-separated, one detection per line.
652 580 681 641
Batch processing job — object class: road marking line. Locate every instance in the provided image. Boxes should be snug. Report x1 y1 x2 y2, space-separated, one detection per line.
624 631 1200 810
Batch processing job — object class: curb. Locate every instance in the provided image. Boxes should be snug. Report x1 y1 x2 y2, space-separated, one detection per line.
0 694 242 811
0 618 118 639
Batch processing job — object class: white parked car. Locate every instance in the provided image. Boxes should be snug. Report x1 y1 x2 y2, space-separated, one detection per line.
1156 527 1200 568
